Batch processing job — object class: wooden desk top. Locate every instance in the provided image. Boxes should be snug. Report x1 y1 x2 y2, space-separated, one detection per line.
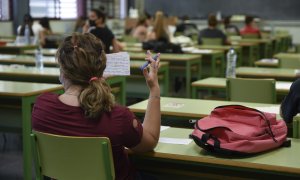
24 48 57 56
0 44 38 49
274 53 300 60
0 80 62 97
138 127 300 175
0 65 59 78
236 67 300 79
192 77 291 94
195 45 242 51
254 59 279 67
129 52 202 61
0 54 57 66
129 97 280 118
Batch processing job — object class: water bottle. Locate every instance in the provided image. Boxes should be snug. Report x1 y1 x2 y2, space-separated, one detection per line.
24 24 31 45
35 48 44 70
226 48 237 78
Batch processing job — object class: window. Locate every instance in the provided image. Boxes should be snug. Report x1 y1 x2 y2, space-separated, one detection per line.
0 0 11 20
30 0 77 19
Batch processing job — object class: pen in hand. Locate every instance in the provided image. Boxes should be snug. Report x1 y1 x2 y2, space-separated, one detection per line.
140 53 159 71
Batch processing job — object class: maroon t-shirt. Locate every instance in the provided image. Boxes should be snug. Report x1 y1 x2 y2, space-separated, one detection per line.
32 93 143 180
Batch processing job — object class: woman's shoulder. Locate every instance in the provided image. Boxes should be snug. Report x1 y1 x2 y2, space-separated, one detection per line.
36 92 59 104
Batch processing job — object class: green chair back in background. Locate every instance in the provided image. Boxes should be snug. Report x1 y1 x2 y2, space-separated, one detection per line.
226 78 276 104
241 34 260 39
31 131 115 180
123 35 139 43
293 114 300 139
202 38 223 45
278 58 300 69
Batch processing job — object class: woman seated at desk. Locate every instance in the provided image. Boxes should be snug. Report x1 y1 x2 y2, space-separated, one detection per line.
281 78 300 123
240 16 262 38
198 14 229 45
147 11 170 43
32 33 161 180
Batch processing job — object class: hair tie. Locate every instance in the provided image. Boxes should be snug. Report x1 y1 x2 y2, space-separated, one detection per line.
89 77 98 83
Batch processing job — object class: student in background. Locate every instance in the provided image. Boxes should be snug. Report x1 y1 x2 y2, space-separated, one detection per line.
147 11 170 43
132 17 149 42
198 14 228 45
280 79 300 123
223 16 240 36
17 14 34 36
83 9 121 53
74 16 87 33
32 33 161 180
240 16 261 38
38 17 54 48
175 15 198 37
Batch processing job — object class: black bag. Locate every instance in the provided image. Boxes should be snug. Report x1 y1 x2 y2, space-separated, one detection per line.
142 40 183 54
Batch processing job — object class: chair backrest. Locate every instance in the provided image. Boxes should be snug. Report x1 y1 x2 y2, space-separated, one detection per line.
293 114 300 139
226 78 276 104
31 131 115 180
202 38 223 45
279 58 300 69
241 33 260 39
123 35 139 43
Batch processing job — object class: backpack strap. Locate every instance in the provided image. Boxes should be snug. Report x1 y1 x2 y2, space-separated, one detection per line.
201 133 220 149
281 139 291 147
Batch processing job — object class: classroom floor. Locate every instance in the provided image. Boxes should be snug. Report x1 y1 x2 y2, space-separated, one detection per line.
0 133 24 180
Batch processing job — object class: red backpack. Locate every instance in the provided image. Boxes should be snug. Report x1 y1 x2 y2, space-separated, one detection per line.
190 105 290 156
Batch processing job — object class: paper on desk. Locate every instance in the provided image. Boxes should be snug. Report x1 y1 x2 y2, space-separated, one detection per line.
159 137 192 145
260 58 279 63
160 126 170 132
276 82 292 90
191 49 212 54
255 106 280 114
163 102 185 109
104 52 130 76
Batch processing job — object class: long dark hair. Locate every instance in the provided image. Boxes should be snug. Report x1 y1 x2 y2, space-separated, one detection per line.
19 14 34 36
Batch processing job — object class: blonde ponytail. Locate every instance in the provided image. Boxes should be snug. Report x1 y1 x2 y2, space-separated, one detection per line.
79 78 115 119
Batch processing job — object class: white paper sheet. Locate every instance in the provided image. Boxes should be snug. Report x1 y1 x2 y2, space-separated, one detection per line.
163 102 185 109
260 58 279 64
159 137 192 145
104 52 130 76
191 49 213 54
276 82 292 90
160 126 170 132
255 106 280 114
0 54 17 59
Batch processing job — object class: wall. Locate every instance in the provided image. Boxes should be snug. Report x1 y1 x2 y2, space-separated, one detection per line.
0 21 14 37
144 0 300 20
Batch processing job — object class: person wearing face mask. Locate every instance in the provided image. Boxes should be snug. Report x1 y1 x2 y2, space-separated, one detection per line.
83 9 121 53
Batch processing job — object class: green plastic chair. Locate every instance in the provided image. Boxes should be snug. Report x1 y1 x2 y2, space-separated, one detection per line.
293 114 300 139
278 58 300 69
241 34 260 39
123 35 139 43
202 38 223 45
31 131 115 180
226 78 276 104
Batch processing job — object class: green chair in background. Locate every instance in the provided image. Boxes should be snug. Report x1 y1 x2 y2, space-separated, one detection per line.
226 78 276 104
293 114 300 139
241 34 260 39
279 58 300 69
31 131 115 180
123 35 139 43
202 38 223 45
